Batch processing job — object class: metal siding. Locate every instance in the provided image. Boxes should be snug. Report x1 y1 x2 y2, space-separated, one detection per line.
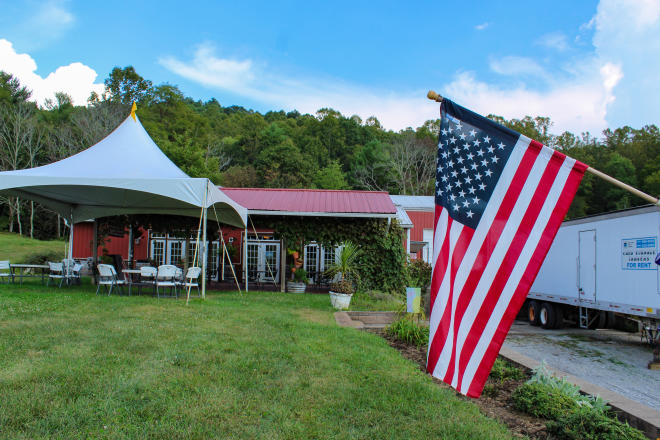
407 211 434 242
72 223 93 259
72 224 148 260
221 188 396 214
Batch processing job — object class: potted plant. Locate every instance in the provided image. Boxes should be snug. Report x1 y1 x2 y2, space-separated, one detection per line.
287 268 308 293
329 278 355 309
324 241 362 310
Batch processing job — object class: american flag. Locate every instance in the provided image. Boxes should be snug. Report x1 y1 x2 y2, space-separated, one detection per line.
427 99 587 397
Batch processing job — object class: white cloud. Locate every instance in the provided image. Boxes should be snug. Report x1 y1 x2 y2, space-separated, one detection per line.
475 22 489 31
160 44 438 131
489 56 551 80
11 1 75 49
592 0 660 128
0 39 104 106
536 32 569 51
442 61 622 135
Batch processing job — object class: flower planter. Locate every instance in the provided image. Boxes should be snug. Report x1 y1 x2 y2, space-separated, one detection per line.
329 291 353 310
287 281 307 293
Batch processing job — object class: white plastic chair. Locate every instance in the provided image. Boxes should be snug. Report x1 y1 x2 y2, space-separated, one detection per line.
180 266 202 297
139 266 157 294
70 263 83 284
61 259 76 286
96 264 125 296
156 265 178 298
0 261 12 284
47 262 65 287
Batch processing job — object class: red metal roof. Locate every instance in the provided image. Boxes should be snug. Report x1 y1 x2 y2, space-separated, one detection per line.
220 188 396 215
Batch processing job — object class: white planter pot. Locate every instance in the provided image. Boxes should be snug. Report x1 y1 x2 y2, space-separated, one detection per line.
287 281 307 293
329 291 353 310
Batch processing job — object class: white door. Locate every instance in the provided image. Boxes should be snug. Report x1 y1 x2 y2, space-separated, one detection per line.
579 230 596 301
151 239 165 266
167 240 184 266
247 241 280 283
304 244 319 282
422 229 434 264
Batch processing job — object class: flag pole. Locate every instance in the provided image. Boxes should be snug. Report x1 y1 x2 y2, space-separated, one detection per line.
427 90 660 207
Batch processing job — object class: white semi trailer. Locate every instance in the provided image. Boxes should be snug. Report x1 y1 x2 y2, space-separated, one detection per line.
527 205 660 344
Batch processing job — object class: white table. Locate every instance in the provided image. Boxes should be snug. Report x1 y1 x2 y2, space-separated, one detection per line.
122 269 141 296
10 264 49 286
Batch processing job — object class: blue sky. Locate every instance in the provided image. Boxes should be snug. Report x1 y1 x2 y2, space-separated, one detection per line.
1 0 659 135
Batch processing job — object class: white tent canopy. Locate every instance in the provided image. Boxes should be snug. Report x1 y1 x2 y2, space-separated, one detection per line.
0 113 247 298
0 114 247 227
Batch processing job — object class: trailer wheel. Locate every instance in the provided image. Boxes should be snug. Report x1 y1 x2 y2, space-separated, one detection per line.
528 300 541 326
553 305 564 329
589 311 608 329
540 302 557 329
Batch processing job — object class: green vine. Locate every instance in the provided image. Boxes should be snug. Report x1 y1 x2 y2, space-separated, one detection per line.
257 216 407 294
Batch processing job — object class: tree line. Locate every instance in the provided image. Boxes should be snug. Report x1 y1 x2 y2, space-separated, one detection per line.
0 66 658 239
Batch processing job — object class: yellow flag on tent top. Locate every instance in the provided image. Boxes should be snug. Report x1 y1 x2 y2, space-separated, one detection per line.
130 102 137 121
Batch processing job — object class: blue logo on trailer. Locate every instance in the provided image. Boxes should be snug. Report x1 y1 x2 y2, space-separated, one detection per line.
622 236 658 270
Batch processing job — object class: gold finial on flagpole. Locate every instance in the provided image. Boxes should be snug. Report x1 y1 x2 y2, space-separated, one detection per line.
427 90 443 102
130 102 137 121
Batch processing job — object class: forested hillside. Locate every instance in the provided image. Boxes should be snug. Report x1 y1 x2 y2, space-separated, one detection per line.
1 66 659 239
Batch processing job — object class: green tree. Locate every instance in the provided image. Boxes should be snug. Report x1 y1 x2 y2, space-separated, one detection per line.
313 160 349 189
104 66 154 104
0 71 31 105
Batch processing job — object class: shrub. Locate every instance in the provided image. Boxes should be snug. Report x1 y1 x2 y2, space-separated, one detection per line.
489 358 525 382
512 381 578 420
405 259 432 288
293 268 308 283
23 250 62 265
546 405 647 440
385 315 429 348
527 362 610 413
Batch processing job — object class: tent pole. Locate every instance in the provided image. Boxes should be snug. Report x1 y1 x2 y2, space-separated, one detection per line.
92 219 98 284
128 225 134 268
202 207 207 299
280 238 286 293
221 238 225 281
245 226 249 292
67 213 74 260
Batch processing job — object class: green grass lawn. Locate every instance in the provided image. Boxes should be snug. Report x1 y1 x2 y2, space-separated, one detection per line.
0 281 514 439
0 232 66 263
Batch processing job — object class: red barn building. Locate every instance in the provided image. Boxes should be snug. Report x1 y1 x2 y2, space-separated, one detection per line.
70 189 435 281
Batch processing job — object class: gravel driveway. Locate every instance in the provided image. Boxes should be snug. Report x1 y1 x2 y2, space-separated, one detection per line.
503 320 660 411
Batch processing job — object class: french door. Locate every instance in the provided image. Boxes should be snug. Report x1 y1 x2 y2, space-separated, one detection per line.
246 241 280 283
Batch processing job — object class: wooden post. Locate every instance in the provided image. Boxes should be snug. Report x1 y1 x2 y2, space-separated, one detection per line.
427 90 660 207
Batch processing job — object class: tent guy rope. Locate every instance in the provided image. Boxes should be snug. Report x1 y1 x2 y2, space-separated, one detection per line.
427 90 660 207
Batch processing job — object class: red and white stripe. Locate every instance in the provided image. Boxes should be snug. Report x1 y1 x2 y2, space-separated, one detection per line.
427 136 586 397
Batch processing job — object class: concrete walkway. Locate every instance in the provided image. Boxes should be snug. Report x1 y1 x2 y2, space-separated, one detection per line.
335 311 660 439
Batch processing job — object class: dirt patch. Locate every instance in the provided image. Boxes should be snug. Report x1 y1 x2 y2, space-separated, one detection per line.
295 308 333 325
372 330 549 439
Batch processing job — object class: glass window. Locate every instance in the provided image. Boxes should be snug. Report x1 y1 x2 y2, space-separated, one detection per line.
304 244 318 281
152 240 165 266
323 246 336 271
169 241 182 266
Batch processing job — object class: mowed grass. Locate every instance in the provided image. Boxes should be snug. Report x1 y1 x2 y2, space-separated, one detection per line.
0 282 514 439
0 232 66 263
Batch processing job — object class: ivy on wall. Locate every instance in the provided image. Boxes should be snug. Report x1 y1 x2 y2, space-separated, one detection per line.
256 216 407 293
